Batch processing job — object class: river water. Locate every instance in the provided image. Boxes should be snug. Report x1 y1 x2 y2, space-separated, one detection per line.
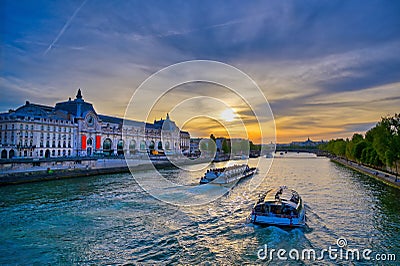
1 154 399 265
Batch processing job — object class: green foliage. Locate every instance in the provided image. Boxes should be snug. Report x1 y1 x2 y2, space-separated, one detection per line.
222 138 230 154
249 141 261 151
353 140 367 161
320 114 399 174
200 138 216 155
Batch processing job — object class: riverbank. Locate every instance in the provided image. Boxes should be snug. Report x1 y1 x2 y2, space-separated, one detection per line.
331 157 400 189
0 157 212 186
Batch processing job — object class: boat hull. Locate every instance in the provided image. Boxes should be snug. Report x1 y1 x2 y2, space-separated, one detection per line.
250 211 306 227
200 167 256 185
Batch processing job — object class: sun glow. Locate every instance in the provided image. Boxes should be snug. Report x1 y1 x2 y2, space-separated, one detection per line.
220 108 236 122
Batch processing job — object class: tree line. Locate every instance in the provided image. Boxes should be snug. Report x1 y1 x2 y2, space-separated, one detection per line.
319 114 400 176
200 134 260 156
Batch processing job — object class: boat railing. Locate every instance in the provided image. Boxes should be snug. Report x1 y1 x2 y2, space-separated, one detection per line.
253 211 299 219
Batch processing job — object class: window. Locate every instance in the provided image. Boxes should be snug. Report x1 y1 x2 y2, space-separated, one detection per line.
20 124 23 130
40 150 43 157
129 140 136 153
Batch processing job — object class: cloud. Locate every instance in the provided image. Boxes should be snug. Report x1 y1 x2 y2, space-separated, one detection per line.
1 0 400 143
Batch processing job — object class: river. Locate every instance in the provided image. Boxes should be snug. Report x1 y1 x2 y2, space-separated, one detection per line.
1 154 399 265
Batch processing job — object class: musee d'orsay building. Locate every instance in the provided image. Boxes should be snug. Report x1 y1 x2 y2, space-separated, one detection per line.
0 89 190 159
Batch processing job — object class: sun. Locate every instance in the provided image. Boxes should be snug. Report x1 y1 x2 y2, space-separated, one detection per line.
220 108 236 122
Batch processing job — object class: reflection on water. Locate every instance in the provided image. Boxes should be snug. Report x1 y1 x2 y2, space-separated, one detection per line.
0 154 399 264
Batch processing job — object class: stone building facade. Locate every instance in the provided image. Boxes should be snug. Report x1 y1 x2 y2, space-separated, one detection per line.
0 89 189 159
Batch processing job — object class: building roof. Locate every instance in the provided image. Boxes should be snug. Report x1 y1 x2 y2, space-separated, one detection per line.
54 90 96 118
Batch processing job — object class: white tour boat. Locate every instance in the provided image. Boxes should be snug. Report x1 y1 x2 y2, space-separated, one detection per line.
199 164 257 185
249 186 306 227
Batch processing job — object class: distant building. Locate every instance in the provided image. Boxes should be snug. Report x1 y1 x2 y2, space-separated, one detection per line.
0 89 189 159
180 131 190 154
190 138 202 155
290 137 325 147
215 137 225 152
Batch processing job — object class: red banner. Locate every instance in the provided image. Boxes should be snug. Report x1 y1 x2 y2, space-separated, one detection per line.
81 135 86 150
96 135 101 150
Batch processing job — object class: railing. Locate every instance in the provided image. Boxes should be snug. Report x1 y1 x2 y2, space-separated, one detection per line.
253 211 299 219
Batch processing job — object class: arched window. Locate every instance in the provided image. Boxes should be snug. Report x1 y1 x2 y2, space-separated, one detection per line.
158 141 163 150
149 140 155 150
129 140 136 153
117 139 124 155
9 149 15 159
87 138 93 146
103 138 112 156
1 149 7 159
140 140 146 150
165 141 170 150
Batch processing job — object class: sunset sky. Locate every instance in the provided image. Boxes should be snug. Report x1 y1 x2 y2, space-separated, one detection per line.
1 0 400 143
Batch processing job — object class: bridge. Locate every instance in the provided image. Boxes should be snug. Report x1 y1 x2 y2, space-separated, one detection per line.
274 146 330 157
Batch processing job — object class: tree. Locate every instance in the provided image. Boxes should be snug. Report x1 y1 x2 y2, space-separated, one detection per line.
321 114 399 175
210 134 216 142
346 133 364 160
222 138 230 154
353 141 367 162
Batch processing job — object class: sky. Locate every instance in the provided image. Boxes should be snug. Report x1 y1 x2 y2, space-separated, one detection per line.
1 0 400 143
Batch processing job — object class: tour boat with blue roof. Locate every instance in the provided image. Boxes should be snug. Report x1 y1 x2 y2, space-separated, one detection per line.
250 186 306 227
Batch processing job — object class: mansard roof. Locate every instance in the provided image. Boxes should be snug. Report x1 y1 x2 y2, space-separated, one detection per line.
14 102 52 117
54 89 96 118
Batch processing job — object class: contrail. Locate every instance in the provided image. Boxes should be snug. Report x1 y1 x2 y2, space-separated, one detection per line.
44 0 88 55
